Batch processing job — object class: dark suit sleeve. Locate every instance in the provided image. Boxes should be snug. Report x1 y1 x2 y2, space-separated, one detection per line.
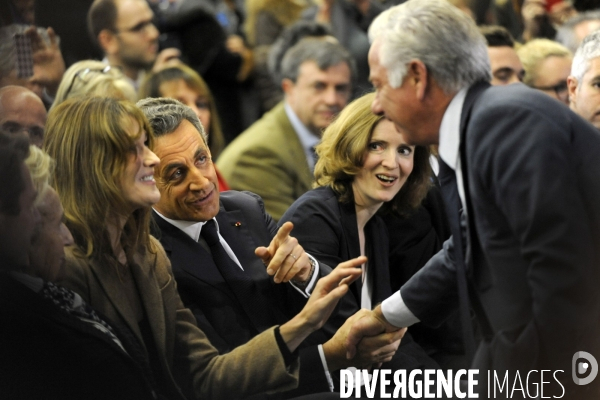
468 98 599 371
400 237 459 328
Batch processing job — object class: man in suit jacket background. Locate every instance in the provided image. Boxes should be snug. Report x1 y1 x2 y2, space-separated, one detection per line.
346 1 600 398
217 39 354 221
139 98 405 397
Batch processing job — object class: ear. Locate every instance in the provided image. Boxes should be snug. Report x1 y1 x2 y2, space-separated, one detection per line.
98 29 118 55
406 60 429 101
281 78 295 96
567 75 578 107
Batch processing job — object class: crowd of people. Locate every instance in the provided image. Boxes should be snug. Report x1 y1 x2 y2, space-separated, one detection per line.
1 0 600 399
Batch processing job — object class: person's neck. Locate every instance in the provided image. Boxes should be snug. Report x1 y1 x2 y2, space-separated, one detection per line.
106 56 139 81
354 202 381 232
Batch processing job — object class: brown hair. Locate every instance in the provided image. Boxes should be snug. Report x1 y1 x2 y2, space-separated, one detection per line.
44 96 157 262
314 92 432 215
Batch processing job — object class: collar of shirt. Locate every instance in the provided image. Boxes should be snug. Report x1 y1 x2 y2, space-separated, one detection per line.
284 101 320 170
438 86 469 211
438 86 469 171
152 208 244 270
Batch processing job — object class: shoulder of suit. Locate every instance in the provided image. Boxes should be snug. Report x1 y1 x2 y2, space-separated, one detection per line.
219 190 264 212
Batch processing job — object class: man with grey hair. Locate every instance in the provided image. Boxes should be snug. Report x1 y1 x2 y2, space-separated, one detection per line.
139 97 404 398
217 39 354 221
345 0 600 397
568 30 600 130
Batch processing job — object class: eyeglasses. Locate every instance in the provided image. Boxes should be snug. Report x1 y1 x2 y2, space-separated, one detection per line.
113 20 156 36
533 80 569 101
63 65 121 98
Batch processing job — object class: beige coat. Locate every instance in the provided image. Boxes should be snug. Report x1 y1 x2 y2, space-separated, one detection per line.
60 236 299 400
217 102 313 221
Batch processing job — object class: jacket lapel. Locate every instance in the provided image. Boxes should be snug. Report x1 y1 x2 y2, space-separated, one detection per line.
88 258 144 344
339 200 362 299
130 251 167 361
276 105 314 192
153 212 236 301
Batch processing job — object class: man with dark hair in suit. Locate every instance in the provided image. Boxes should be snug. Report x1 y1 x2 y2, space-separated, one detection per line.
138 97 404 398
217 39 355 221
347 1 600 398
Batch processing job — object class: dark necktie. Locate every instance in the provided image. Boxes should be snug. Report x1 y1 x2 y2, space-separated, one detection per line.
437 158 477 361
200 220 274 333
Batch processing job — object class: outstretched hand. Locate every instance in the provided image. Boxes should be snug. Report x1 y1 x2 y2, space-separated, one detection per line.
255 222 312 284
279 256 364 353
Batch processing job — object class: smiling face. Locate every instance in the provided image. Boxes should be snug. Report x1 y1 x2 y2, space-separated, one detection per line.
351 119 415 212
153 119 220 222
120 118 161 211
283 60 352 136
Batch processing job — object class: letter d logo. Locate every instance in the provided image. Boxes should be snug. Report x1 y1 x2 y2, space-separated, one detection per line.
572 351 598 385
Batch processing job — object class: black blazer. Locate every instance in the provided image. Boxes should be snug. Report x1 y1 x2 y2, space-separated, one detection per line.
152 190 330 397
0 275 156 400
280 186 439 372
400 82 600 393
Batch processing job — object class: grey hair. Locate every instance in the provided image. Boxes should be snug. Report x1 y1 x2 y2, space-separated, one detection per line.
571 30 600 85
136 97 207 145
280 38 356 84
556 11 600 53
0 24 51 79
368 0 490 93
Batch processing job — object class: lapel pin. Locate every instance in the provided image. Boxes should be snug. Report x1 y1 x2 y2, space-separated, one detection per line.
234 221 242 227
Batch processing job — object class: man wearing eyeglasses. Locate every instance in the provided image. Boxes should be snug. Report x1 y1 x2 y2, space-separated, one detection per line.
0 85 46 148
87 0 179 90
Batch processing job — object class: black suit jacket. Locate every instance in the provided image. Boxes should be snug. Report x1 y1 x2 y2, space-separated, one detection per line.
152 190 330 397
401 83 600 396
0 275 156 399
280 186 439 373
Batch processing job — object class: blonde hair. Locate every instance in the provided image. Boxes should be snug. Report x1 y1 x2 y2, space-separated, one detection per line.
315 92 432 215
52 60 137 109
44 96 157 262
24 145 55 207
517 39 573 86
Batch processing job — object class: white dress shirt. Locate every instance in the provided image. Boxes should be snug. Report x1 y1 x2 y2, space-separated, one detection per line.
284 102 320 171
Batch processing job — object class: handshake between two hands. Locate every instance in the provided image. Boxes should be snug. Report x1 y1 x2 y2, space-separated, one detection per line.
323 305 406 372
